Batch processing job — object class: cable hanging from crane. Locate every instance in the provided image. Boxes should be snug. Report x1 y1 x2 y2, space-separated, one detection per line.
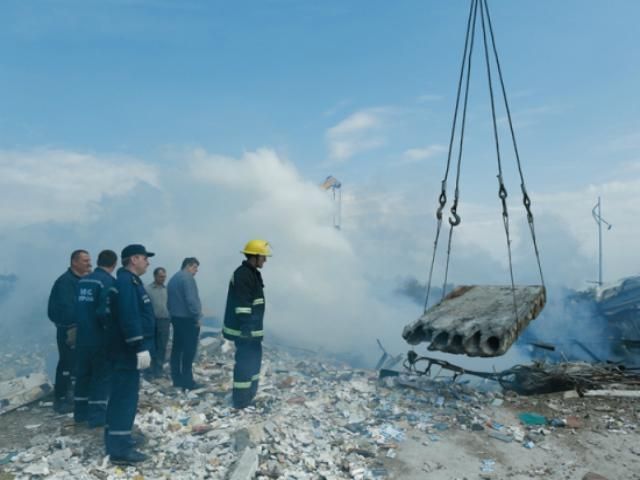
423 0 545 314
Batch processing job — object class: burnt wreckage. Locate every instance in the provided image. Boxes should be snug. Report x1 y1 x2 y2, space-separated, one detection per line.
523 276 640 364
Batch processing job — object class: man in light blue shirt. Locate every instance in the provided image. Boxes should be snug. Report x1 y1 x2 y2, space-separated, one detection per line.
167 257 202 390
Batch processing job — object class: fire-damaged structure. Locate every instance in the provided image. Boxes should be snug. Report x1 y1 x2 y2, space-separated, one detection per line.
512 275 640 365
403 285 546 357
400 350 640 396
564 276 639 362
596 275 640 355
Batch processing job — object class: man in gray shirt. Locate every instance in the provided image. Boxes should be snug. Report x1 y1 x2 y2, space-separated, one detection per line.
147 267 170 378
167 257 202 390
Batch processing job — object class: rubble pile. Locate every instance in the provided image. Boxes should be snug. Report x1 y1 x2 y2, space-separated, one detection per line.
1 339 638 479
0 338 502 479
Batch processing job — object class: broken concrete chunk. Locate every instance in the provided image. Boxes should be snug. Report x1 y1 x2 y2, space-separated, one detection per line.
228 447 258 480
0 373 52 416
488 431 513 443
47 447 73 469
23 461 50 476
233 427 252 452
582 473 609 480
403 285 546 356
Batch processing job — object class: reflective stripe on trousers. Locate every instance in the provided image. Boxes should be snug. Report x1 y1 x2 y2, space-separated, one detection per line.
105 368 140 456
223 326 264 338
232 340 262 408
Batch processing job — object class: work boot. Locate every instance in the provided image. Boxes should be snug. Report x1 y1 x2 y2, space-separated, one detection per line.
73 418 88 426
232 401 253 410
183 382 203 391
74 415 88 425
129 431 146 447
110 449 148 465
54 401 74 414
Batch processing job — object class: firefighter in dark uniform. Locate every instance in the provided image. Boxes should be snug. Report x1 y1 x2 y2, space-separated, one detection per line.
223 239 270 409
105 244 155 464
74 250 118 427
48 249 92 413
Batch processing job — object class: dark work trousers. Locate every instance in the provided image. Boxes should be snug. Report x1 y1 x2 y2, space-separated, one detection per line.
105 367 140 457
170 317 200 388
74 345 110 426
151 317 171 375
54 326 75 404
232 339 262 409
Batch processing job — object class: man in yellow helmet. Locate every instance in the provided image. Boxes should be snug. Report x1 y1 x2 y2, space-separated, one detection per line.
223 239 270 409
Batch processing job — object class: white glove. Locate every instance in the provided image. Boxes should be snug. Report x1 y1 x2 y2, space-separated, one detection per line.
136 350 151 370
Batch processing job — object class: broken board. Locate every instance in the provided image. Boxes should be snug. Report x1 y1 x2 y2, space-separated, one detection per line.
0 373 52 416
402 285 546 357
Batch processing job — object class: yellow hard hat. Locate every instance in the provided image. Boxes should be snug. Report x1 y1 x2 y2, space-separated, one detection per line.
241 239 272 257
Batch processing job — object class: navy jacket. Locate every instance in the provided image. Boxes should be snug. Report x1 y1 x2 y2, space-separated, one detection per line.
106 268 155 369
223 261 265 342
48 268 81 328
76 267 115 348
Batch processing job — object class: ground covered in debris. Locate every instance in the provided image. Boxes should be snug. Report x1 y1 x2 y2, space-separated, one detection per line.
1 339 639 480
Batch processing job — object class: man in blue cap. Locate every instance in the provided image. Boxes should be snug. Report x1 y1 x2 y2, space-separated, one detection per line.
74 249 118 428
105 244 155 464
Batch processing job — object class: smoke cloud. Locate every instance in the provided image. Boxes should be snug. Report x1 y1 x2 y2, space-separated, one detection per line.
1 148 639 374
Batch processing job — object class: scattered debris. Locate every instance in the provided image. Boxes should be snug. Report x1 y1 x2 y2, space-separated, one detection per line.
0 373 52 416
481 458 496 473
402 351 640 396
0 336 638 479
582 473 609 480
519 412 547 426
488 431 513 443
228 446 258 480
582 389 640 398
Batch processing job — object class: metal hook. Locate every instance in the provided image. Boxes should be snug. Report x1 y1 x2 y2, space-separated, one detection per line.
449 207 461 226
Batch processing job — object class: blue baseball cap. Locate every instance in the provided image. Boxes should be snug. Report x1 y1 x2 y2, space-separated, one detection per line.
121 244 155 259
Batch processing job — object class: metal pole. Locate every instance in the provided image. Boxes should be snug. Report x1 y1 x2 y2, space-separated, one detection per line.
592 196 612 287
337 188 342 230
597 196 602 286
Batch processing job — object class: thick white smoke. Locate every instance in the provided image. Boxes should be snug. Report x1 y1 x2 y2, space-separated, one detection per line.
1 147 639 372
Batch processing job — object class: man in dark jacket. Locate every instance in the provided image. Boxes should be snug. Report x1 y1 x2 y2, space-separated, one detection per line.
48 249 92 413
167 257 202 390
223 240 270 409
74 249 117 427
105 244 155 464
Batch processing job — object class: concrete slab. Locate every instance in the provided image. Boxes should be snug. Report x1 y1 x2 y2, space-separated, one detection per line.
403 285 546 357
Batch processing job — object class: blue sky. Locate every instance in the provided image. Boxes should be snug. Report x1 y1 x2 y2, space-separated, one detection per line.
1 0 640 363
1 0 639 190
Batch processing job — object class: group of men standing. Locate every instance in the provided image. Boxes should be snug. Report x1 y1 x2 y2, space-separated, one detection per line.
46 239 271 464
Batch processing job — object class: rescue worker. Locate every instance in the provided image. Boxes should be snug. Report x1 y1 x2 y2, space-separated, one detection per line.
48 249 92 413
168 257 202 390
105 244 155 464
73 249 117 427
223 240 270 409
146 267 170 378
